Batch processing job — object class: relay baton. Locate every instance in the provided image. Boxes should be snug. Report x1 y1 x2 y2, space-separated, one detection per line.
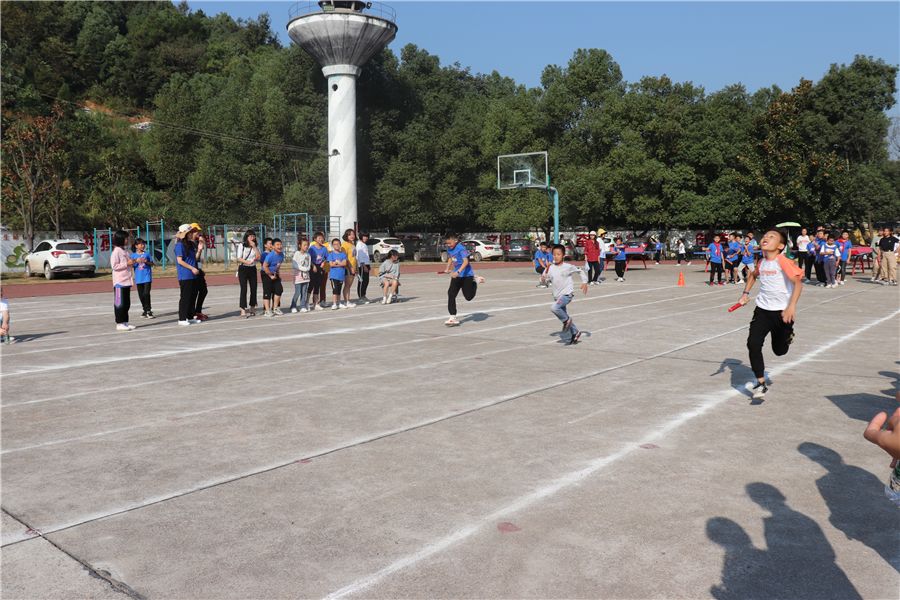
728 302 744 313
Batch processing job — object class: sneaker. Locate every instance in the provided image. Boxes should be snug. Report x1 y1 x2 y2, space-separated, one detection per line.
178 320 192 326
188 318 202 324
1 335 15 344
892 281 899 286
141 312 149 319
361 297 371 304
386 295 393 305
263 311 273 318
445 316 460 327
536 282 545 288
332 304 339 311
116 324 136 331
320 302 328 309
476 276 486 284
751 382 768 400
273 308 283 316
146 311 155 319
194 313 209 321
382 296 388 305
838 280 845 285
718 282 725 286
562 318 572 332
687 261 692 265
291 307 298 313
300 308 308 313
343 302 354 309
567 331 582 345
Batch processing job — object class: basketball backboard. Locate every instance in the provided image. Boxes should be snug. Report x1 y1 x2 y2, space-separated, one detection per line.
497 151 548 190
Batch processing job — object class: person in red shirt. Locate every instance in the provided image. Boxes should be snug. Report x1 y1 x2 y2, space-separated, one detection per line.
583 231 602 285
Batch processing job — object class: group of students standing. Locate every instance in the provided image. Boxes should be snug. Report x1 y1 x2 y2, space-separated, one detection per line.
794 227 856 288
230 228 402 317
704 232 760 286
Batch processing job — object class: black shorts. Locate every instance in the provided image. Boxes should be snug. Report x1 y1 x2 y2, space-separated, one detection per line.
331 279 344 295
262 276 282 299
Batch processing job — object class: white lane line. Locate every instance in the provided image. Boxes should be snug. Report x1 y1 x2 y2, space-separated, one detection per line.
322 307 900 600
2 285 561 354
0 298 796 542
4 286 713 407
1 293 727 452
0 285 677 377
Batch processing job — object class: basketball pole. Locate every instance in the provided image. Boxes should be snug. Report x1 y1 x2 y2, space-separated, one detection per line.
547 177 559 245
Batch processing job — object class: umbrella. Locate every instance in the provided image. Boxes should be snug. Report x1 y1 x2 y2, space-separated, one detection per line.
776 221 801 228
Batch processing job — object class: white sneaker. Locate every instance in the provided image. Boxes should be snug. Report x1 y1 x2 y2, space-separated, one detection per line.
445 316 460 327
263 311 273 318
291 308 298 313
116 324 136 331
189 318 202 324
343 302 354 309
361 297 371 304
300 308 308 313
386 295 393 305
273 308 283 315
177 320 192 326
381 297 388 305
332 304 339 310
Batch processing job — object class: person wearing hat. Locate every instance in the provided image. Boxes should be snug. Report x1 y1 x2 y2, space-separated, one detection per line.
175 223 201 326
190 223 209 321
584 230 602 285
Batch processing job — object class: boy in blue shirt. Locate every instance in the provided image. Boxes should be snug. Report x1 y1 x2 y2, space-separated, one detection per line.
706 234 724 285
327 238 348 310
612 236 627 282
443 233 481 326
262 238 285 316
131 237 154 319
836 229 852 285
726 233 742 284
740 235 756 283
533 241 551 288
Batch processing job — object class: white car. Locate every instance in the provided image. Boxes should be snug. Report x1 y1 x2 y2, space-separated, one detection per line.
463 239 504 261
368 237 406 262
24 239 95 279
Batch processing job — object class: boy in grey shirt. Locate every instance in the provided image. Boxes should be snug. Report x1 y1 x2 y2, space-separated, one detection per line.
541 243 589 345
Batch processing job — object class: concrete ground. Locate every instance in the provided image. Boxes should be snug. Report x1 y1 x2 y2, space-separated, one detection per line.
1 263 898 599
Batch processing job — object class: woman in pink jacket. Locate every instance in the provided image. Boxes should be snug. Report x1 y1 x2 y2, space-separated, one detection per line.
110 230 136 331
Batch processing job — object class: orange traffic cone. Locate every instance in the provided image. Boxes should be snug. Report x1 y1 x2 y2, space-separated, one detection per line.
677 271 685 287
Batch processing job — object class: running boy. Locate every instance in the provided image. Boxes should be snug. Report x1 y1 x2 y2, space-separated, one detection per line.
132 237 154 318
262 238 285 316
706 234 724 285
443 233 481 326
290 237 311 313
533 241 552 287
542 243 589 345
612 237 627 282
327 238 348 310
736 228 803 400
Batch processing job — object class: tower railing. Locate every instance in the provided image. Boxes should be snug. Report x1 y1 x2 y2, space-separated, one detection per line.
288 0 396 22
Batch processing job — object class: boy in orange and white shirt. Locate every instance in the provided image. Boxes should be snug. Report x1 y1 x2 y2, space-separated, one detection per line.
736 228 803 400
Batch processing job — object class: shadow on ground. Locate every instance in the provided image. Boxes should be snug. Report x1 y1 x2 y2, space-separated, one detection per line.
798 441 900 572
708 481 863 599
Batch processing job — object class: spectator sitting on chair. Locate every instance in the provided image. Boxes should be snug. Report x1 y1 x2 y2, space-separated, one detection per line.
378 249 401 304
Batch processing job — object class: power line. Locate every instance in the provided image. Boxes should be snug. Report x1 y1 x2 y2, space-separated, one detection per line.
3 84 327 156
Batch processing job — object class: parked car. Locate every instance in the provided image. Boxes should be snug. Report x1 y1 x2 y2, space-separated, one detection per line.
24 239 94 279
367 237 406 262
463 239 504 261
504 238 533 261
411 233 445 261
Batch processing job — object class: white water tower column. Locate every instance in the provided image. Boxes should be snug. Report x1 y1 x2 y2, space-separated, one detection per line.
324 64 360 230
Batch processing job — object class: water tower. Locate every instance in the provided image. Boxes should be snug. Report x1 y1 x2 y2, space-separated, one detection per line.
287 1 398 232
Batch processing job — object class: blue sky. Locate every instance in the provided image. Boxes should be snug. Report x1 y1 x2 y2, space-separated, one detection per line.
187 1 900 115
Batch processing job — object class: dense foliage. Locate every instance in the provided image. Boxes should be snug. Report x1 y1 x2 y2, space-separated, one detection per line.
2 1 897 247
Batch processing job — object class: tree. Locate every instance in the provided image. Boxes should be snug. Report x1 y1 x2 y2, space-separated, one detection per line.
2 105 64 249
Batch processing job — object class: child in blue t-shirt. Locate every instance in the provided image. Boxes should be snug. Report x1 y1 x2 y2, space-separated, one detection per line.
262 238 285 316
327 238 348 310
131 237 155 318
533 241 551 288
726 234 742 284
836 229 852 285
822 233 840 288
611 237 628 282
740 235 756 282
706 234 724 285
